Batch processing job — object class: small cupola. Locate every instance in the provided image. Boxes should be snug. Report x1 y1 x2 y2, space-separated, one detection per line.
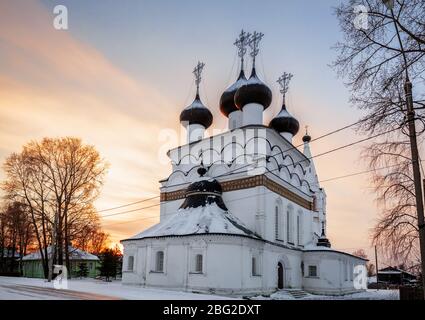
317 222 331 248
180 62 213 143
180 167 227 211
269 72 299 142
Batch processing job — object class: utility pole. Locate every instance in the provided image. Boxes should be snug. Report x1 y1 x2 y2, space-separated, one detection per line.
375 245 379 291
382 0 425 299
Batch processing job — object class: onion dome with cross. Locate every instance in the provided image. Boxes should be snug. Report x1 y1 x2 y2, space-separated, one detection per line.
234 31 272 111
269 72 300 141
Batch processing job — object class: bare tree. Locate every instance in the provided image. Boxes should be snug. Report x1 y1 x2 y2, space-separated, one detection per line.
333 0 425 273
2 137 108 279
0 202 33 274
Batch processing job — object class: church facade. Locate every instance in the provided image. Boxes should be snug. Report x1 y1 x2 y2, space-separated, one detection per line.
121 31 367 296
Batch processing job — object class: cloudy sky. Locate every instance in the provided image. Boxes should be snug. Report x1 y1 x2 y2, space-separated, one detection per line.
0 0 383 258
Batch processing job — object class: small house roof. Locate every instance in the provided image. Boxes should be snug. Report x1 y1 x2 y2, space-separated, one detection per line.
22 246 99 261
378 266 416 277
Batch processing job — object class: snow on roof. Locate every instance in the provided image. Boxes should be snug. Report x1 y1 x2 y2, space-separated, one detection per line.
1 248 20 258
127 202 259 240
22 246 99 261
303 245 368 261
185 98 206 110
303 244 332 251
225 77 247 92
379 267 416 277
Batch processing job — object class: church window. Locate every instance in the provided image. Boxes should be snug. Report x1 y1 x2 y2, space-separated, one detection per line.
252 257 259 276
127 256 134 271
251 254 261 276
275 205 282 240
345 261 348 281
287 207 294 244
195 254 203 273
308 265 317 277
297 212 303 246
155 251 164 272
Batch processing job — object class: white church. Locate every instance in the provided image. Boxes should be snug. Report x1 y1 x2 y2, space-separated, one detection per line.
121 31 367 296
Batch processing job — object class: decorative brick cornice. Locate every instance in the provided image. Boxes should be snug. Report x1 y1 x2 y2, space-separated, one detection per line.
160 175 313 210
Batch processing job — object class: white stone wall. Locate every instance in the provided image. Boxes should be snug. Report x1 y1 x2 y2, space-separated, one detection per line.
302 250 367 295
122 235 366 296
122 235 303 294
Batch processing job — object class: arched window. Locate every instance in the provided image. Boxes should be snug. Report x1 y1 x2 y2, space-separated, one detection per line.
252 257 257 275
195 254 203 273
127 256 134 271
297 211 303 246
287 206 293 244
275 205 282 240
156 251 164 272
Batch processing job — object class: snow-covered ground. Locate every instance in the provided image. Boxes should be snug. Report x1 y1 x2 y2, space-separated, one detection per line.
0 276 234 300
0 276 399 300
250 289 399 300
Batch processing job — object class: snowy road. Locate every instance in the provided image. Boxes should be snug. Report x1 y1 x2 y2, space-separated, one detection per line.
0 282 121 300
0 276 233 300
0 277 399 300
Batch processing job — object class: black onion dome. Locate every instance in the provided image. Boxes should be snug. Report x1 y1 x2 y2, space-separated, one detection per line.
302 133 311 143
219 70 247 117
234 68 272 110
179 94 213 129
269 104 300 136
180 168 227 211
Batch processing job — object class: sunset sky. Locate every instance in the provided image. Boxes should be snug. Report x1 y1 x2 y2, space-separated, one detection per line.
0 0 384 260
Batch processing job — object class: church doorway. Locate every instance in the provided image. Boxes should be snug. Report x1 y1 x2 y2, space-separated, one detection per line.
277 262 284 289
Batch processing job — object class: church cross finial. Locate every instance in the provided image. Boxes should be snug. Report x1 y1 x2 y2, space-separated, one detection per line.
277 72 293 104
234 29 251 71
193 61 205 96
248 31 264 68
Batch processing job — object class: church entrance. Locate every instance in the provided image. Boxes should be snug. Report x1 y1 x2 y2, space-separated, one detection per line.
277 262 284 289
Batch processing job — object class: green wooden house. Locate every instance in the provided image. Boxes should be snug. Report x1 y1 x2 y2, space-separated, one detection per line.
22 246 100 278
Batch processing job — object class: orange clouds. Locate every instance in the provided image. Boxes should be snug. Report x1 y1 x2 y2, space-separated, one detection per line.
0 0 177 244
0 1 381 258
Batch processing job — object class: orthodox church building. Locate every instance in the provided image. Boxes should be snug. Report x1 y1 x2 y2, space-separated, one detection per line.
121 31 367 296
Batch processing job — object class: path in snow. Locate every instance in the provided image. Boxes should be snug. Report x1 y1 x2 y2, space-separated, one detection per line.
0 276 233 300
0 276 400 300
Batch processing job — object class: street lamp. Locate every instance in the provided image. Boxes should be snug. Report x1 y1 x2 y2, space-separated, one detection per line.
382 0 425 299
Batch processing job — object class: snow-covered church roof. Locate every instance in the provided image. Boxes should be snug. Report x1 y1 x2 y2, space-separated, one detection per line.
126 168 260 241
22 246 99 261
129 202 259 240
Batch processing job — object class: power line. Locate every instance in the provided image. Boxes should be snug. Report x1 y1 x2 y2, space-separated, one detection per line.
99 130 402 220
97 196 159 213
98 111 398 212
101 163 407 226
101 203 161 218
